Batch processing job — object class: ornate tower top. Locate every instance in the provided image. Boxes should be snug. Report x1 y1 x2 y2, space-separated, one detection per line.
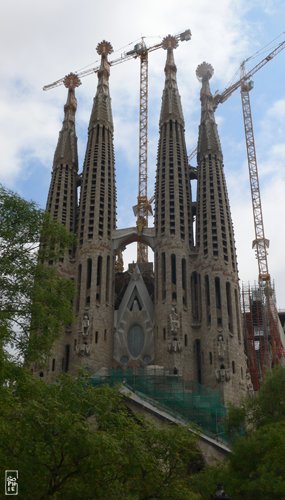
196 62 216 123
63 72 81 90
87 40 114 130
159 34 184 127
162 35 178 50
96 40 113 56
162 35 178 83
196 61 221 156
62 73 81 122
196 61 214 81
96 40 113 87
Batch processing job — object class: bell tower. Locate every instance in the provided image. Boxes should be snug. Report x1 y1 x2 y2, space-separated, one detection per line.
154 35 193 377
193 62 247 403
72 41 117 372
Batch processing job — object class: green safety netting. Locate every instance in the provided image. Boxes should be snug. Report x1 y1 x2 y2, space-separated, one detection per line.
89 368 227 441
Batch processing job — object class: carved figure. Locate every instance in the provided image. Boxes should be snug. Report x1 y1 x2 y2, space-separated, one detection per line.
215 365 230 383
82 313 90 336
169 306 180 334
217 334 225 360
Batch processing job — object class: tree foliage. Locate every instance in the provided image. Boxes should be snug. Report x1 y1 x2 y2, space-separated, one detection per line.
192 366 285 499
0 184 74 365
0 371 202 499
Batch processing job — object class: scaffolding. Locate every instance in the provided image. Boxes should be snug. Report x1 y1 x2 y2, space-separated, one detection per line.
90 367 227 441
242 283 285 391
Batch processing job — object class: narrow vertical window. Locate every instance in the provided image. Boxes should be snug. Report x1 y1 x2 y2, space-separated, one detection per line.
235 288 241 342
96 256 102 303
182 258 187 307
106 255 110 304
76 264 82 312
195 339 202 384
162 252 166 301
205 274 211 325
171 254 176 284
171 254 177 302
226 282 233 333
86 258 92 306
215 277 222 327
87 258 92 289
191 272 201 323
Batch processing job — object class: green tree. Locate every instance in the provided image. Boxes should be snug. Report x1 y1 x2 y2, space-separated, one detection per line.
225 365 285 435
227 421 285 499
192 366 285 499
0 371 202 499
0 184 74 367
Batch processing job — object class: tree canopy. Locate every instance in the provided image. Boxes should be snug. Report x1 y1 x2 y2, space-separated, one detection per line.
192 366 285 499
0 184 74 367
0 370 203 499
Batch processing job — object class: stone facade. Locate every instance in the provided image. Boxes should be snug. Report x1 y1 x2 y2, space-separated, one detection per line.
39 39 248 405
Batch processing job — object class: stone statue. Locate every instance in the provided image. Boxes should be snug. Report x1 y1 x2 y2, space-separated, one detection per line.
82 313 90 336
115 250 124 273
217 334 225 360
169 306 180 334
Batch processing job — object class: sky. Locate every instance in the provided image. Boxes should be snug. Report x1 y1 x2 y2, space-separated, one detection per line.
0 0 285 308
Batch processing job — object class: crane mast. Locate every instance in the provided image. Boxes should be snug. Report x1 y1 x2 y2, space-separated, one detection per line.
240 65 270 285
133 40 151 263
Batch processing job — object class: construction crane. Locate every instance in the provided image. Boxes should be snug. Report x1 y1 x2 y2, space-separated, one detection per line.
213 37 285 287
43 29 192 264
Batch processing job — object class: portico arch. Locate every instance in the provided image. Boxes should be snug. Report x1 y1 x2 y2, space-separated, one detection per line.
112 226 155 253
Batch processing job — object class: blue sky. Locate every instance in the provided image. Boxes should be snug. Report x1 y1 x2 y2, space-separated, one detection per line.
1 0 285 308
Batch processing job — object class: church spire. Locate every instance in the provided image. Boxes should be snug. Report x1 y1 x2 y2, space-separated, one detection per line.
46 73 80 234
88 40 114 131
154 36 192 378
159 35 184 127
196 62 222 159
52 73 81 167
75 40 116 372
194 62 247 402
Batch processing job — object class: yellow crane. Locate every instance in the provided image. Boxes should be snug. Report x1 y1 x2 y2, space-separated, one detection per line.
43 29 192 264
